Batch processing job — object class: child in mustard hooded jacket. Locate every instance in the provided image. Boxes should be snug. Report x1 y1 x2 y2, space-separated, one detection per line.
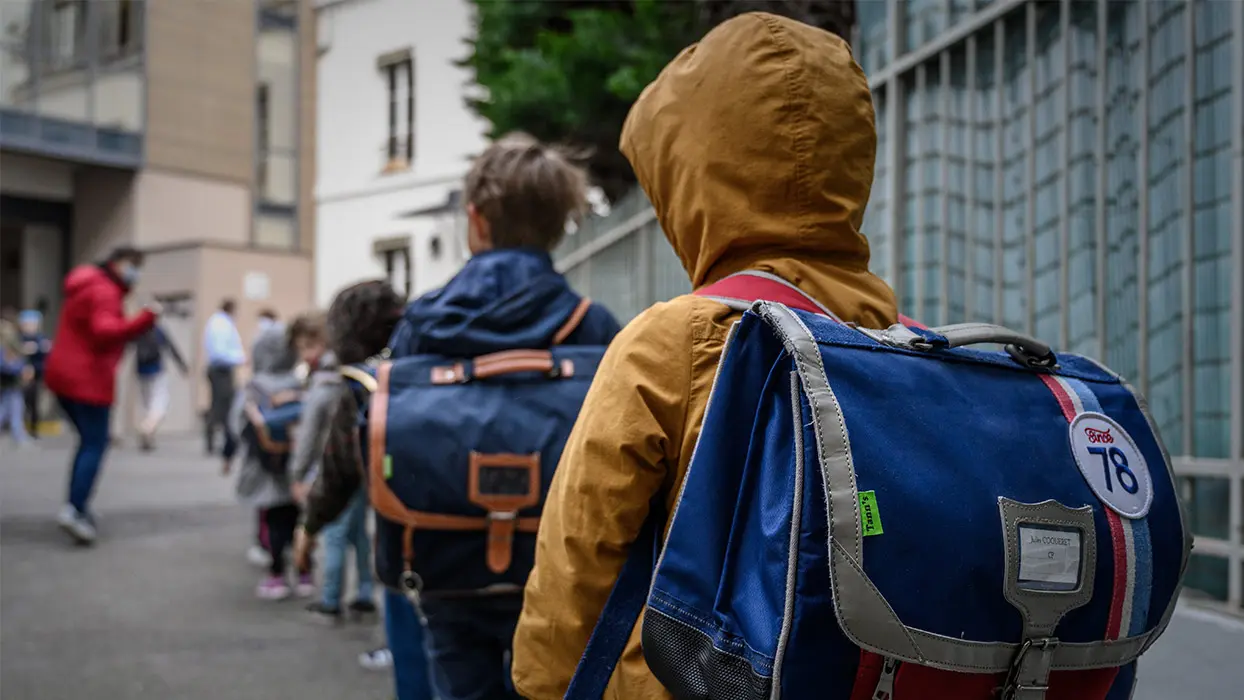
512 12 899 700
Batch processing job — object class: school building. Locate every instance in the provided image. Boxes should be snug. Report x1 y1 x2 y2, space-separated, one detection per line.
553 0 1244 611
0 0 317 434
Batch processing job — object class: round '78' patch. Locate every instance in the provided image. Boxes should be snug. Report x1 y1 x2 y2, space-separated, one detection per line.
1069 411 1153 519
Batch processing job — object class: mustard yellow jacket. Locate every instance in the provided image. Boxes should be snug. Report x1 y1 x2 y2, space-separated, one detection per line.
512 13 898 699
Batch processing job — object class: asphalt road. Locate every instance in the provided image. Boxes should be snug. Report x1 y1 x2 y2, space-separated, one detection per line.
2 434 1241 700
0 434 392 700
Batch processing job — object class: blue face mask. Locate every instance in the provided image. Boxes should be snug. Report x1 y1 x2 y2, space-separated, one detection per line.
120 264 140 286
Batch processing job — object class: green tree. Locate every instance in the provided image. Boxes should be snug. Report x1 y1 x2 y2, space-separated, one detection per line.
461 0 857 202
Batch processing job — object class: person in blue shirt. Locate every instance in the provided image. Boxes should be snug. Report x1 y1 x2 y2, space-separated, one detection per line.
203 298 245 455
17 309 51 439
133 324 188 451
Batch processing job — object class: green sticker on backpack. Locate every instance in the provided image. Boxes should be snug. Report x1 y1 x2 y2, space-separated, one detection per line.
858 490 884 536
383 454 393 480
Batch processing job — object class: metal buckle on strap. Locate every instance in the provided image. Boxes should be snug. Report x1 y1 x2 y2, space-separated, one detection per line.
1002 637 1058 700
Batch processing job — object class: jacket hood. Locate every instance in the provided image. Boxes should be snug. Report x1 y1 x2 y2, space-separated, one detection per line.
391 249 584 357
64 265 125 299
251 323 295 374
619 12 896 327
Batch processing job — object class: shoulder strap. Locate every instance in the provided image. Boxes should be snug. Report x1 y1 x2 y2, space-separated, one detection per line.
552 297 594 346
338 365 378 393
565 511 661 700
696 270 928 330
694 271 842 321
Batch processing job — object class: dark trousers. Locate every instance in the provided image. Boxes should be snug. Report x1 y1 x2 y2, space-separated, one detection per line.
23 378 40 437
58 397 112 515
205 365 236 454
263 503 300 578
386 589 435 700
421 595 524 700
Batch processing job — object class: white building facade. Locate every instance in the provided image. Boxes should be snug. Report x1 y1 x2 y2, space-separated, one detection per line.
313 0 489 306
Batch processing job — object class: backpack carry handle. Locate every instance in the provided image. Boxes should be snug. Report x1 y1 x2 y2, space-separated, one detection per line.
430 349 576 384
860 322 1056 368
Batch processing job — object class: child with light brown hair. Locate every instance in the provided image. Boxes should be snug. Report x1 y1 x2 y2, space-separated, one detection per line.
378 132 623 700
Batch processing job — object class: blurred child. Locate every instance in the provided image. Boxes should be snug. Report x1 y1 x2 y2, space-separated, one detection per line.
0 310 31 445
287 312 377 624
292 280 430 699
133 324 189 451
18 310 51 438
224 322 314 600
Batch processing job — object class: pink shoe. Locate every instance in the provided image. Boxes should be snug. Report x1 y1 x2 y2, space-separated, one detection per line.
256 576 291 601
295 573 315 598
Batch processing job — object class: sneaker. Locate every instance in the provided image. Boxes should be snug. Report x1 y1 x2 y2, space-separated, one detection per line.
256 576 291 600
348 599 378 622
56 505 97 545
246 545 272 569
139 433 154 452
358 647 393 671
294 573 316 598
306 601 343 625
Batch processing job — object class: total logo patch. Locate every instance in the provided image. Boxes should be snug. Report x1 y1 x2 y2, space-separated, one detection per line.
1068 412 1153 519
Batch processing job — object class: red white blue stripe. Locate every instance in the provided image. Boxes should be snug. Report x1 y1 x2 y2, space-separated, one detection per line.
1039 373 1153 640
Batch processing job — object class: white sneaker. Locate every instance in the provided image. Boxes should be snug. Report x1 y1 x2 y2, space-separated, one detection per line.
246 545 272 568
57 504 97 545
358 647 393 671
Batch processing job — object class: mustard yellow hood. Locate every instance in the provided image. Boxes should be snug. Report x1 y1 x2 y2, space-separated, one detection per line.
620 12 896 328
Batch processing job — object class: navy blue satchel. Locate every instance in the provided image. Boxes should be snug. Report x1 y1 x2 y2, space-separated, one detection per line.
568 273 1191 700
355 300 606 598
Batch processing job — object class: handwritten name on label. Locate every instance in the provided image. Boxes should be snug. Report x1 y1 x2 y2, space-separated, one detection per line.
1018 525 1082 590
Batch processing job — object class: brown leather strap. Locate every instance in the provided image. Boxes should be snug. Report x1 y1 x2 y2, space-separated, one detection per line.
487 516 517 574
552 297 593 345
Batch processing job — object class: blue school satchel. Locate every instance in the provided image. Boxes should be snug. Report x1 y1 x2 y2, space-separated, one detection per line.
356 299 607 599
568 273 1190 700
240 388 303 475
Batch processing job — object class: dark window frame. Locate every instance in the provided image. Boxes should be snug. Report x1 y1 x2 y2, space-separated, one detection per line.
382 55 414 168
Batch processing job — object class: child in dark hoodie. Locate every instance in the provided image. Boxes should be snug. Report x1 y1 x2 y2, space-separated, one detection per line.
386 133 621 700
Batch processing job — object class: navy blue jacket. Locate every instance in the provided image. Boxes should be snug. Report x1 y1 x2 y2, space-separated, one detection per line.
389 248 621 357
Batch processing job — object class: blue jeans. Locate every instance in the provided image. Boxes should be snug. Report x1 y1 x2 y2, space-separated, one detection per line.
320 490 374 608
0 388 30 443
385 589 434 700
57 397 112 515
421 595 523 700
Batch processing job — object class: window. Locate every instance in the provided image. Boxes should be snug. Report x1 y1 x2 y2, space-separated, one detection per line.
376 239 412 298
380 50 414 172
47 0 84 69
97 0 141 60
254 6 298 249
256 83 270 191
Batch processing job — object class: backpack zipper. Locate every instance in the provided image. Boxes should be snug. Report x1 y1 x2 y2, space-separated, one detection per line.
872 656 901 700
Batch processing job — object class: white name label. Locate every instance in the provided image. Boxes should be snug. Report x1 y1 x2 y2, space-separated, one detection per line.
1018 526 1082 591
1068 411 1153 519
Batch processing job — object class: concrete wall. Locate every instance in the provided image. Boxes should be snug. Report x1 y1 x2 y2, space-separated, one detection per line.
314 0 486 305
115 243 315 435
145 0 256 186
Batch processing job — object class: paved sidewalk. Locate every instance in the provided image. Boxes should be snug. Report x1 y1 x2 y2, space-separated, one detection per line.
0 435 392 700
2 435 1241 699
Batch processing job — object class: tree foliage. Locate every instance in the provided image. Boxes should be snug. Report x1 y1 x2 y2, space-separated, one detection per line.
461 0 857 202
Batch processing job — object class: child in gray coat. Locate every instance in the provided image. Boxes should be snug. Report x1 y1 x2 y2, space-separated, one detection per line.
224 323 314 600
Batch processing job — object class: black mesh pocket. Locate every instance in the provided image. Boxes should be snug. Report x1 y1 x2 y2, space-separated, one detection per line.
642 606 770 700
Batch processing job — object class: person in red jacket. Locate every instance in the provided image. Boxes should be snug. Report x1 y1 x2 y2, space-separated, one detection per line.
45 246 161 544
